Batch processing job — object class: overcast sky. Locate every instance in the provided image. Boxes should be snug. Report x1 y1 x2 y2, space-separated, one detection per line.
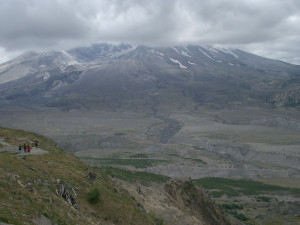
0 0 299 64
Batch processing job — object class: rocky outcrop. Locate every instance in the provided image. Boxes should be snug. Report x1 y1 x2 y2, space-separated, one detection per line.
164 179 231 225
56 181 79 209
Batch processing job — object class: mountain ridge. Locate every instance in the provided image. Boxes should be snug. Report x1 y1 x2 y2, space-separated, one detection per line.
0 43 299 110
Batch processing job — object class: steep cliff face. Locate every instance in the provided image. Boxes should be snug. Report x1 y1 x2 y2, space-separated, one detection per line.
118 177 235 225
164 179 232 225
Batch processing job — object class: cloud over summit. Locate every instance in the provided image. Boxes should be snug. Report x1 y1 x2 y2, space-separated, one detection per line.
0 0 299 64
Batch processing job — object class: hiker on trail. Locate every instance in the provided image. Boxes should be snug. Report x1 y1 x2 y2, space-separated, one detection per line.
23 144 26 153
18 146 22 154
27 144 30 153
35 141 38 147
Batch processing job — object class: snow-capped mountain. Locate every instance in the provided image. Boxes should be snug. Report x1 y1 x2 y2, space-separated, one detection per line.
0 51 81 84
0 43 299 110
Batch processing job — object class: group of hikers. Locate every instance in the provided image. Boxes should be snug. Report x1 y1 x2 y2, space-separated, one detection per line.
18 141 38 154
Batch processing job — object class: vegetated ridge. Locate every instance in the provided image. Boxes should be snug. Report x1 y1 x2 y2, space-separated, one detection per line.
0 126 231 225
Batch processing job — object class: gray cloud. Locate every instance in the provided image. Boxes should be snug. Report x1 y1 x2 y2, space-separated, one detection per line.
0 0 299 64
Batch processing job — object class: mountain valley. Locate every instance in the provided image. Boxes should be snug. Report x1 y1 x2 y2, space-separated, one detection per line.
0 43 299 224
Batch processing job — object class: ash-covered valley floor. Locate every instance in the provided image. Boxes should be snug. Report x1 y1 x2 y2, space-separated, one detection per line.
1 106 299 188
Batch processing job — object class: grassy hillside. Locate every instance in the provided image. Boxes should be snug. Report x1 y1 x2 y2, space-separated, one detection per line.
0 126 158 225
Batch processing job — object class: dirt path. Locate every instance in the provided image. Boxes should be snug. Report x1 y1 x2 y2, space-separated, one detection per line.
18 147 48 155
0 140 48 155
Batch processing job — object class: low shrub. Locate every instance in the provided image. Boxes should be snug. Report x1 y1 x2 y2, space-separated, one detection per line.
87 188 100 204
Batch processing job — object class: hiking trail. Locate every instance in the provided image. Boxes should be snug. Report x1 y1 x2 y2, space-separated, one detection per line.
0 139 48 155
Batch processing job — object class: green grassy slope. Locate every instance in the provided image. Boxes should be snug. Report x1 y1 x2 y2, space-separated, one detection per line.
0 127 157 225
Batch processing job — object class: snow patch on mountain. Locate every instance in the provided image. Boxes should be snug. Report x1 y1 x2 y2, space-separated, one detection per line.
207 46 219 53
202 46 218 54
188 61 196 65
172 47 192 57
198 49 215 60
43 72 50 80
181 50 191 57
156 51 164 56
217 48 239 58
61 51 78 64
169 58 187 69
172 47 181 54
0 63 11 73
0 50 82 84
148 49 164 56
147 49 155 54
55 51 78 68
